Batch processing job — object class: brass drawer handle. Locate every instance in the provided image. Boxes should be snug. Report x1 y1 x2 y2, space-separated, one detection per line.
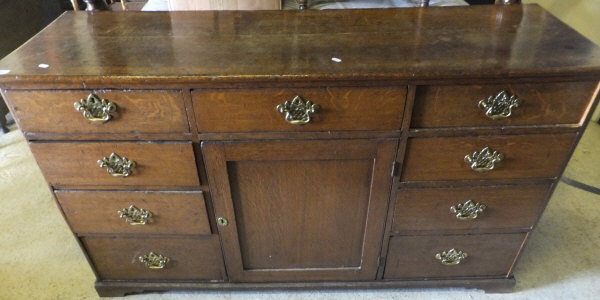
435 248 468 266
118 205 152 225
450 200 486 220
464 146 503 172
138 252 169 269
98 153 136 177
276 95 320 125
478 90 522 120
74 93 117 122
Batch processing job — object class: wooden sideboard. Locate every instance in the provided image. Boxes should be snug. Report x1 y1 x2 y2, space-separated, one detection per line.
1 5 599 297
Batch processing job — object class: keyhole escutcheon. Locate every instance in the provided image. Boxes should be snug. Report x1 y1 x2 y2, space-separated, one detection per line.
217 217 229 227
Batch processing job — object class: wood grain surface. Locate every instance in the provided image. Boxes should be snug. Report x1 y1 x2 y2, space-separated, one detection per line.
194 87 405 132
384 233 526 279
29 142 200 189
401 134 577 182
56 190 211 235
1 5 599 88
392 184 551 233
411 81 599 128
4 90 189 136
82 236 225 280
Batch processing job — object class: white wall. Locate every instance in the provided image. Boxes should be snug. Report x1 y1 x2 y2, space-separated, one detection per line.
522 0 600 121
522 0 599 45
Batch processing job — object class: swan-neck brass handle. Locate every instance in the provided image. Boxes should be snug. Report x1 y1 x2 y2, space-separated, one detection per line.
98 153 136 177
450 200 486 220
478 90 522 120
276 95 320 125
464 146 503 172
435 248 468 266
74 93 117 122
138 252 169 269
118 205 152 225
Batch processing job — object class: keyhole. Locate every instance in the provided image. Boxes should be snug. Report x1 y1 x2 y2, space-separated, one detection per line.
217 217 228 227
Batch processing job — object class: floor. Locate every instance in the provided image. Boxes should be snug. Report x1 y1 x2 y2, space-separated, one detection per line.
1 1 600 299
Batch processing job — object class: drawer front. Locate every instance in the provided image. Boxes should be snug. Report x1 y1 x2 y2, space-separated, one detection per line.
384 233 526 279
4 90 189 135
29 142 199 188
401 134 576 182
193 87 406 132
57 191 211 235
411 81 598 128
392 185 551 233
82 236 224 280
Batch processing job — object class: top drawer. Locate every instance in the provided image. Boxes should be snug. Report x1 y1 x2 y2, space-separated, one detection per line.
411 81 598 128
3 90 189 137
192 87 406 132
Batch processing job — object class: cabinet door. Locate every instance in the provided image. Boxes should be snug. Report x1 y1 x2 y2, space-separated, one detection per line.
203 139 397 282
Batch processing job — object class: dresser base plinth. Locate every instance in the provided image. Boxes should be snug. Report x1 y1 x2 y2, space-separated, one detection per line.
94 277 516 297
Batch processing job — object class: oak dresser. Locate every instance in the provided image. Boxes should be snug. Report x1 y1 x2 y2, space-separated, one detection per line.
1 4 599 297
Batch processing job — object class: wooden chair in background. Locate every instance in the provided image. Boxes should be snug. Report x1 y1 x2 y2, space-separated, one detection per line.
71 0 143 11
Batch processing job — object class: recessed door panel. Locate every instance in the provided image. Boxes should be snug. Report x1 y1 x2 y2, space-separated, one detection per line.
229 159 372 270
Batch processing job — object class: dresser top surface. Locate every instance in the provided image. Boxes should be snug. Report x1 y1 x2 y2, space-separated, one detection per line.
0 4 599 87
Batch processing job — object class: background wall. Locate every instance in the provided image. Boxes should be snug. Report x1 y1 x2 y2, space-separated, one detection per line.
521 0 600 121
0 0 67 58
0 0 68 131
523 0 600 46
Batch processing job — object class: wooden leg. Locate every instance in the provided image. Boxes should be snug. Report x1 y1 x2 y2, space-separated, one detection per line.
298 0 307 10
95 285 145 297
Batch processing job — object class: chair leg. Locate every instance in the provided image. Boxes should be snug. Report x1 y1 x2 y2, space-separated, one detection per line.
83 0 95 11
0 119 8 133
420 0 430 7
0 103 9 133
83 0 109 11
298 0 307 9
71 0 80 10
